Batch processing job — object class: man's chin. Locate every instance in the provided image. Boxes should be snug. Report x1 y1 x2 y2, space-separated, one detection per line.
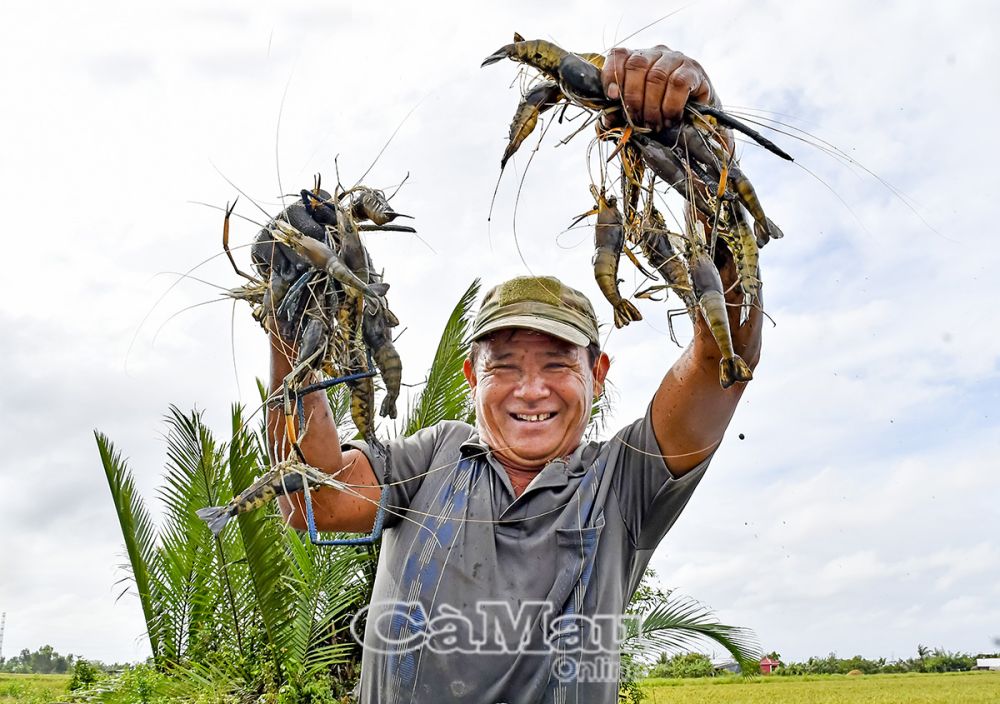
485 422 580 466
502 439 567 467
491 439 554 467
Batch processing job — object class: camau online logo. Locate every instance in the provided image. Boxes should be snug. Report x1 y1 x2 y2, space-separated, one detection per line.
350 600 638 656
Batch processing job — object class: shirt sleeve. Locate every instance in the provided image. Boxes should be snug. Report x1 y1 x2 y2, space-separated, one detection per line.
610 404 712 550
343 422 449 528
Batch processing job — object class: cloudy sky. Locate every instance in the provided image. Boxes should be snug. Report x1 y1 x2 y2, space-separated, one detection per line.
1 0 997 665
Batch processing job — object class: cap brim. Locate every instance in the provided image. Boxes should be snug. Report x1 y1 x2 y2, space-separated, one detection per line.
472 314 591 347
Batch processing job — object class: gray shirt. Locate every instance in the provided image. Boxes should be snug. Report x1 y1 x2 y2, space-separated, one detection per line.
348 408 709 704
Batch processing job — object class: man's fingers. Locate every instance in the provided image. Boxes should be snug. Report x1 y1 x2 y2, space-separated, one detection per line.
602 47 631 101
604 46 714 131
621 51 656 124
660 65 701 125
644 53 683 128
641 59 669 129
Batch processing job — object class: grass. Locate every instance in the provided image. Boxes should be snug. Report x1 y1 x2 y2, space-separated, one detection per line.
642 671 1000 703
0 674 72 704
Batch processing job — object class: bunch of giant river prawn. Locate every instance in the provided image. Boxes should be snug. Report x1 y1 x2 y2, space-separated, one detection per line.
484 34 790 389
197 34 790 535
198 178 410 536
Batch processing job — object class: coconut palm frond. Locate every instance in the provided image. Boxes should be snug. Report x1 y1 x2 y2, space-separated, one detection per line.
403 279 480 436
624 593 761 676
95 431 163 659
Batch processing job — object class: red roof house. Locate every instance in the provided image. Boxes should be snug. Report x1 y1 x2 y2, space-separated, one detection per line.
759 657 781 675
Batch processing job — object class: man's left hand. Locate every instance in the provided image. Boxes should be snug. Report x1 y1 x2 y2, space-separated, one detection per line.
601 46 714 131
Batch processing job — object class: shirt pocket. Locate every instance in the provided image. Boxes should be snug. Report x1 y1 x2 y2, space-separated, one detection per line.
556 515 606 549
550 516 606 603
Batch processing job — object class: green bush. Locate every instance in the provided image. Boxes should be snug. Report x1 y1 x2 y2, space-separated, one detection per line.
109 664 166 704
277 676 338 704
648 653 715 679
68 659 102 691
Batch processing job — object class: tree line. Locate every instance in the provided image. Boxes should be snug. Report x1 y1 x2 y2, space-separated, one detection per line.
0 644 126 675
647 645 990 679
771 646 980 675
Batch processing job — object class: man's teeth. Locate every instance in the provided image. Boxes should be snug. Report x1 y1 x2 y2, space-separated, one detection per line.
515 413 554 422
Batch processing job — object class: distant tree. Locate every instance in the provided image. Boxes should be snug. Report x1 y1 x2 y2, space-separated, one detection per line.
764 651 784 666
0 645 76 674
776 646 976 676
920 648 975 673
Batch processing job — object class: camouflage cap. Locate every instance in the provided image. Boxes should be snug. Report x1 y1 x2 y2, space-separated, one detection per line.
470 275 600 348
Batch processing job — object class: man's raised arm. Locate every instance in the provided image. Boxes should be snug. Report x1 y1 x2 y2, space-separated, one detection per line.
269 335 382 532
601 46 764 476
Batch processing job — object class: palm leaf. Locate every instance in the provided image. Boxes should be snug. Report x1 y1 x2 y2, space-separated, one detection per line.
95 431 163 660
587 379 616 440
623 593 761 676
403 279 480 436
326 381 356 440
282 532 365 681
228 404 298 683
159 406 248 663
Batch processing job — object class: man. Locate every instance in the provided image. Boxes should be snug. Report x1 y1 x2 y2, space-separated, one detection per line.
273 46 762 703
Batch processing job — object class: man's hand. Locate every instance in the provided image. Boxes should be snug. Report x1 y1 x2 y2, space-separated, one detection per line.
601 46 715 131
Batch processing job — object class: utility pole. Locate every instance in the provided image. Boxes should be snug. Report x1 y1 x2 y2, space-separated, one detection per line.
0 612 6 661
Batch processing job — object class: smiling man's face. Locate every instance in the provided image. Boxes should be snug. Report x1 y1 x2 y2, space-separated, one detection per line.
463 329 610 470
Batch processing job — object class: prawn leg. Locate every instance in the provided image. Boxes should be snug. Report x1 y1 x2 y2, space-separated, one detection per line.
222 198 257 282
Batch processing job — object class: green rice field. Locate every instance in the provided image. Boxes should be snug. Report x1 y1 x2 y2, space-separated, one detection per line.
0 674 71 704
2 670 997 702
642 671 999 703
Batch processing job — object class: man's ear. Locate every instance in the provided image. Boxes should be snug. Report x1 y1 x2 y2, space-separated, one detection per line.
593 351 611 397
463 358 477 393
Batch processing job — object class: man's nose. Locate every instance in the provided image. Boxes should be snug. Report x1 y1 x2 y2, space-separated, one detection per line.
513 373 550 401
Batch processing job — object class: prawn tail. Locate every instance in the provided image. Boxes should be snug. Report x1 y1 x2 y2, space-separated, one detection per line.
754 217 784 247
719 355 754 389
613 300 643 328
380 396 398 420
383 306 400 328
196 506 232 537
368 282 390 297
